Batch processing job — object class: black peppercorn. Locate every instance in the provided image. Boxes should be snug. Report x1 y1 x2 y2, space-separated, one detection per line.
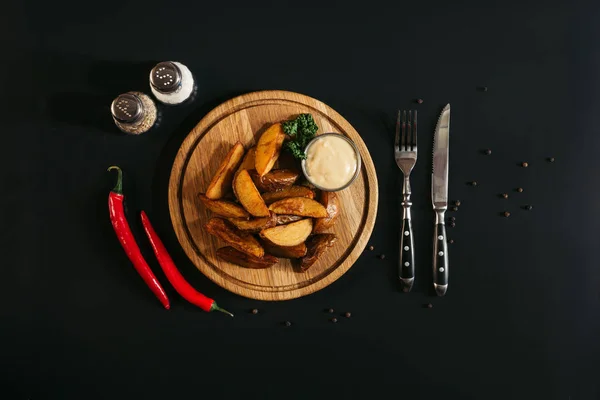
449 216 456 222
378 254 386 260
344 312 351 318
327 308 334 313
451 206 458 212
251 308 258 314
521 162 529 167
425 303 433 308
454 200 461 206
479 86 488 92
504 211 511 217
416 98 424 104
368 245 374 251
548 157 555 162
501 193 509 199
449 239 454 244
524 205 533 210
484 149 492 155
469 181 478 186
449 222 456 228
284 321 292 327
331 317 338 323
517 188 524 193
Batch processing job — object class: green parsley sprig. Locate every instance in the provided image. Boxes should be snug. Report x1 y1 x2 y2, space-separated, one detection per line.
282 114 318 160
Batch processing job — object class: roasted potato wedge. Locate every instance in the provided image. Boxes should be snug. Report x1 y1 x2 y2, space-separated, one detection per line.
259 219 313 247
204 217 264 258
275 214 304 225
268 197 328 218
300 234 337 271
249 169 300 192
199 194 250 219
233 169 270 217
261 239 307 259
237 147 256 172
227 211 277 233
262 186 315 205
312 191 340 233
255 123 286 176
216 246 278 269
206 142 245 199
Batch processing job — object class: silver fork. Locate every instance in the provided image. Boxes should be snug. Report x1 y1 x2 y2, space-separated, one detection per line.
394 110 417 292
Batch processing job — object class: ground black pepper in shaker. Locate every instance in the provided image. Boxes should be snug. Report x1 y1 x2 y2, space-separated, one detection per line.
110 92 157 135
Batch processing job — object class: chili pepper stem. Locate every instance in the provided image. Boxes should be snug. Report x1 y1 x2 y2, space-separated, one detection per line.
107 166 123 194
211 303 234 317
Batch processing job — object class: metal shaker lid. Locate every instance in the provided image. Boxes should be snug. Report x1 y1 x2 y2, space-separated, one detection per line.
150 61 182 93
111 93 143 123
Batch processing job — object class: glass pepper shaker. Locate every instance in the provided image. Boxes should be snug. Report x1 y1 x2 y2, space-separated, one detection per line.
149 61 196 105
110 91 158 135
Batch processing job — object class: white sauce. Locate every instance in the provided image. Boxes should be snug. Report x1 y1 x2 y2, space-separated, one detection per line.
305 135 357 190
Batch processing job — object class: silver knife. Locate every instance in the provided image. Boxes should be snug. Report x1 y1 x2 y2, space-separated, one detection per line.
432 104 450 296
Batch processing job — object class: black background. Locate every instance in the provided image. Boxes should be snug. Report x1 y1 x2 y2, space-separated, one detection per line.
2 0 599 399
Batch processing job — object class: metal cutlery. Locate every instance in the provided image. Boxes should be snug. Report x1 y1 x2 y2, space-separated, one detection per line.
431 104 451 296
394 110 418 292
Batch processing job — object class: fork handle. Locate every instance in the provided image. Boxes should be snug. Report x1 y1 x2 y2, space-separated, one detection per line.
433 210 449 296
399 217 415 292
399 177 415 292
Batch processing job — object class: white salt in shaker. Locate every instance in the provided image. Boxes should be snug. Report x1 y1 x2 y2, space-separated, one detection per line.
149 61 195 105
110 92 158 135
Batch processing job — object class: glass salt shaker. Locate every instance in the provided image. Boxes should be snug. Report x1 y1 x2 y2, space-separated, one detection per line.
110 92 158 135
149 61 196 105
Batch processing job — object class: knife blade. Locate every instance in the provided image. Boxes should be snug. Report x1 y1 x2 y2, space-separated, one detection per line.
432 104 450 296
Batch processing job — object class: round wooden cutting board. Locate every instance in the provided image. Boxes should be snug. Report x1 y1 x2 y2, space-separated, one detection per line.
168 90 378 300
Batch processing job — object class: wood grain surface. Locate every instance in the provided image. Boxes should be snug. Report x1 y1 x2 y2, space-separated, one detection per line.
168 91 378 300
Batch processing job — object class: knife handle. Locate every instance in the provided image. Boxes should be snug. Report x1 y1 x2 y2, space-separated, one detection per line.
433 210 449 296
399 217 415 292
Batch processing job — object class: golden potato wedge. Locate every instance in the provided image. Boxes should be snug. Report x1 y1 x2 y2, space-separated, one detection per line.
261 239 307 259
237 147 256 172
227 211 277 233
300 234 337 271
199 194 250 219
206 142 245 199
233 169 270 217
275 214 304 225
262 186 315 205
216 246 278 269
312 191 340 233
268 197 328 218
204 217 264 258
255 123 286 177
248 169 300 192
259 219 313 247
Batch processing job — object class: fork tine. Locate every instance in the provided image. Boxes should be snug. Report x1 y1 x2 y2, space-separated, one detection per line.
401 110 407 151
413 110 418 150
407 111 412 151
395 110 401 150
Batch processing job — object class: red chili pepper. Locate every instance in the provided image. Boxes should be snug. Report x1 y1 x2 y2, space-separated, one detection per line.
107 166 170 309
140 211 234 317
